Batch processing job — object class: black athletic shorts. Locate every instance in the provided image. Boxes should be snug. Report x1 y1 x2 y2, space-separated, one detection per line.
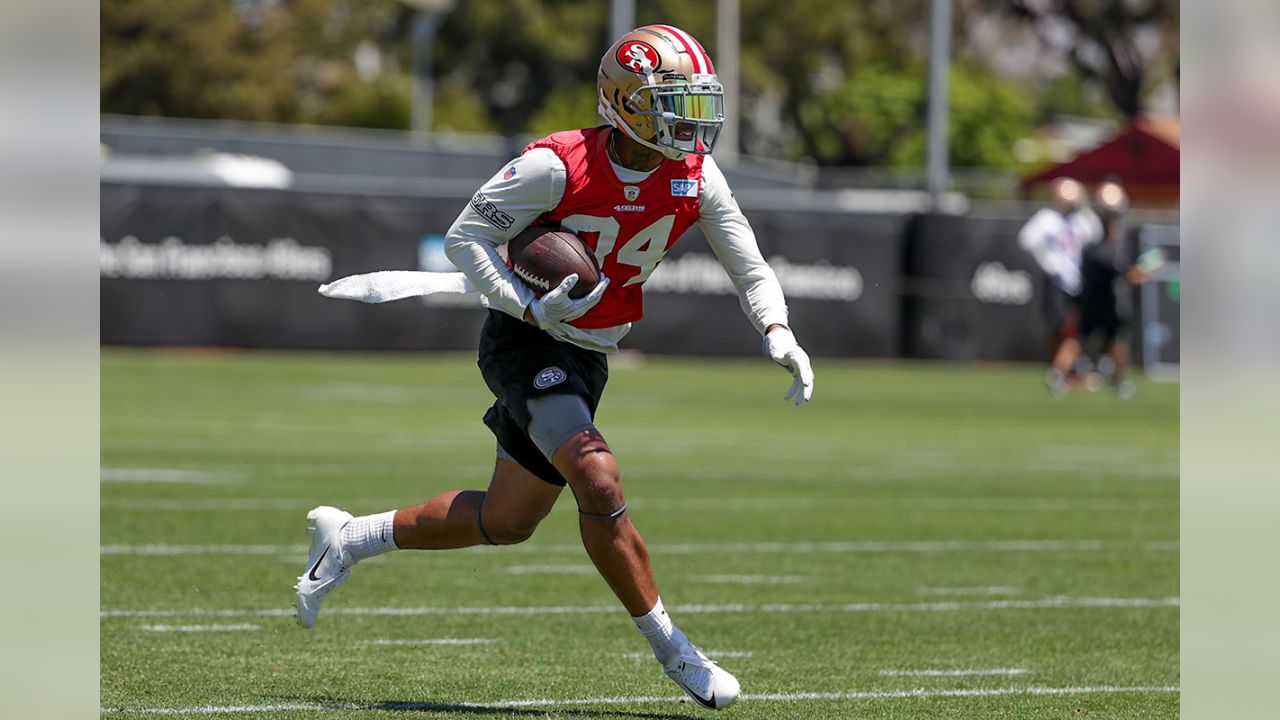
1078 305 1129 346
1042 282 1078 339
477 309 609 486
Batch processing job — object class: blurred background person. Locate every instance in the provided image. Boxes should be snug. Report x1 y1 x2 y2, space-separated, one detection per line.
1071 180 1164 399
1018 177 1100 397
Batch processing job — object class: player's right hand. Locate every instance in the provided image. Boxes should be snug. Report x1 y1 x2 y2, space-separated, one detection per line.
763 326 815 406
528 274 610 330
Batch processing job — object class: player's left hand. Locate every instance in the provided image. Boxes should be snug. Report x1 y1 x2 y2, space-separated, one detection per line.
763 326 814 405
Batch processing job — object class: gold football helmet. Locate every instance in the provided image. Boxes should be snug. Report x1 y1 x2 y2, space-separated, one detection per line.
598 25 725 160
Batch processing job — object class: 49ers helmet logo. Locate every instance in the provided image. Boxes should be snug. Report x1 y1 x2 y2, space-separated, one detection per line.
616 41 660 74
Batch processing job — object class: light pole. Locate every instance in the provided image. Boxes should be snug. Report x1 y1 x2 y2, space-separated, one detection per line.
400 0 456 142
715 0 740 163
925 0 953 210
610 0 635 44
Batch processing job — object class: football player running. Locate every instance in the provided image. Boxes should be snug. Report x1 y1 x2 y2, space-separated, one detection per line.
295 25 813 710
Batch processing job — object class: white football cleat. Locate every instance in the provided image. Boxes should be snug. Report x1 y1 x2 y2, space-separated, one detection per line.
664 645 741 710
294 506 354 628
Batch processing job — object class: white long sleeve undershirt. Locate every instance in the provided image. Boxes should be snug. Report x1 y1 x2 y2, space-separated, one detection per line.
444 148 789 353
1017 207 1103 296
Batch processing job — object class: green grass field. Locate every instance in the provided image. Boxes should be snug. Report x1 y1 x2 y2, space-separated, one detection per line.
101 348 1178 719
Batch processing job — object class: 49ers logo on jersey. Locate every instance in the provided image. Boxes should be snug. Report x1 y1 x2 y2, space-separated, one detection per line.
616 41 660 74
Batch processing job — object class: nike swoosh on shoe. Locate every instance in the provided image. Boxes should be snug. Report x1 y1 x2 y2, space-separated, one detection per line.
307 546 329 581
671 676 717 709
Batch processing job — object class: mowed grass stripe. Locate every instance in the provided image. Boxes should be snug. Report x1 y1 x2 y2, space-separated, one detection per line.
99 495 1179 511
101 350 1177 719
101 685 1180 714
100 538 1176 555
101 596 1178 619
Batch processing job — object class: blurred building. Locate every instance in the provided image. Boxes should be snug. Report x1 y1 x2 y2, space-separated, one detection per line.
1021 115 1180 207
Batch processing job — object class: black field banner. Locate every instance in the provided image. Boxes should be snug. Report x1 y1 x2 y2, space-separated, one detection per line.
101 183 904 357
101 183 484 350
631 211 903 356
902 213 1054 362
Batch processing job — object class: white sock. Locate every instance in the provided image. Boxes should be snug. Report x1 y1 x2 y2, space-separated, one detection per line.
632 597 688 665
340 510 398 563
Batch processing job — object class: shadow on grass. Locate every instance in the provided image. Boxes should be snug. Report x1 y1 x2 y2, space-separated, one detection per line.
274 695 700 720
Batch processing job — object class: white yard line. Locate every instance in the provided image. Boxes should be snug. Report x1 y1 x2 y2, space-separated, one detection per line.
704 575 807 584
917 586 1024 596
101 544 308 556
505 564 598 575
623 650 753 659
100 468 241 485
633 497 1179 512
360 638 498 646
138 624 261 633
100 498 406 511
101 596 1179 619
879 668 1029 677
100 685 1179 714
100 538 1177 556
103 499 310 511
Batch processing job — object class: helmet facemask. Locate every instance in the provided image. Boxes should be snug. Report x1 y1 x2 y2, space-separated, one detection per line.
601 72 725 160
640 73 724 158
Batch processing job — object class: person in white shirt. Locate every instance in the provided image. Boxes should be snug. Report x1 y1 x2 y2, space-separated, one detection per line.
1019 177 1100 397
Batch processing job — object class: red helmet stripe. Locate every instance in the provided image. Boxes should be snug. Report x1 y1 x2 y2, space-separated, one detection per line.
651 24 710 75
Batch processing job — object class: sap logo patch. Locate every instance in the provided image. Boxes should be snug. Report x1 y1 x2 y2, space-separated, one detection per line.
503 165 517 180
533 366 567 390
670 179 698 197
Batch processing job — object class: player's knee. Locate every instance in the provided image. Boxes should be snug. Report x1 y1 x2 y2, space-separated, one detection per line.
484 516 539 545
567 450 624 515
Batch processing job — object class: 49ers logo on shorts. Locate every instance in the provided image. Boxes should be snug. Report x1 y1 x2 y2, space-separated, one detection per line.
616 41 659 74
533 366 567 390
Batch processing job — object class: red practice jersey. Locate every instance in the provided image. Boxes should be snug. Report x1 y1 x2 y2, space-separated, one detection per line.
523 127 704 329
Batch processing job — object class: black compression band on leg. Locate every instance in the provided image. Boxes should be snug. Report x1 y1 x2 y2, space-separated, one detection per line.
578 503 627 521
476 491 497 546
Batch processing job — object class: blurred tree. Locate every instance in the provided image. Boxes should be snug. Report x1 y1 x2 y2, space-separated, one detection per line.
1000 0 1178 117
100 0 1175 167
102 0 412 127
815 63 1034 168
431 0 607 136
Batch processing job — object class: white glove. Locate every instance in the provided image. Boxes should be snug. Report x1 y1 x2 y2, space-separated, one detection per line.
763 326 814 405
528 274 610 330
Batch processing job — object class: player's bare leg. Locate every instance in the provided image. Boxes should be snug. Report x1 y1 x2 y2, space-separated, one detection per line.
551 429 656 615
294 459 560 627
551 427 740 709
392 459 562 549
1107 339 1137 399
1047 336 1081 398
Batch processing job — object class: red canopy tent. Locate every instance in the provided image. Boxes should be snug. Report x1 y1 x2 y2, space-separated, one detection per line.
1022 115 1180 207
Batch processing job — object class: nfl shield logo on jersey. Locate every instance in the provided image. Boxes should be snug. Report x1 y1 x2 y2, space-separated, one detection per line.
533 366 567 390
624 185 641 202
